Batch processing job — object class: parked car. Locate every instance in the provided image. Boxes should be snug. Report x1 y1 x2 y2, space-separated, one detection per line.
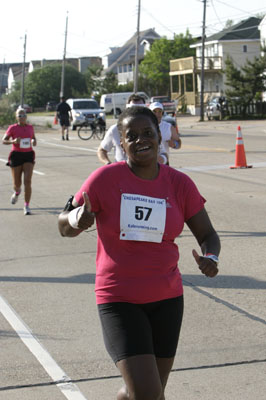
46 101 58 111
148 96 176 116
206 96 227 120
66 98 106 130
16 104 33 113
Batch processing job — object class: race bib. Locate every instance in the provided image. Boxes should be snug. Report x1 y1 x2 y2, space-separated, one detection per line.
20 138 31 149
120 193 166 243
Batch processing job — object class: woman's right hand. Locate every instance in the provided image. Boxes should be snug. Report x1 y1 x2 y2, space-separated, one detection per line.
13 137 21 144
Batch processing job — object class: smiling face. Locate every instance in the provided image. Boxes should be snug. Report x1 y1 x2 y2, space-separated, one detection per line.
16 109 27 125
121 114 161 167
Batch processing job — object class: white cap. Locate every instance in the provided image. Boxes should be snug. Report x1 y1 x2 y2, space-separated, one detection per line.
149 102 163 111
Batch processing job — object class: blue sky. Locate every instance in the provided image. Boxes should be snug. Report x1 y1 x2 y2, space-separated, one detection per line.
1 0 266 63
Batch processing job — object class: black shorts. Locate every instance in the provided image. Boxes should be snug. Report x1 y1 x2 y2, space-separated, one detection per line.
7 151 35 168
98 296 184 364
59 115 70 127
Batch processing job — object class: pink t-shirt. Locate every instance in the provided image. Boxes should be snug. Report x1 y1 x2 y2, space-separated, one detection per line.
5 124 35 152
75 162 205 304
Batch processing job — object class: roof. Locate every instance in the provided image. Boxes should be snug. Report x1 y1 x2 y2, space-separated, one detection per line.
193 17 262 46
104 28 161 74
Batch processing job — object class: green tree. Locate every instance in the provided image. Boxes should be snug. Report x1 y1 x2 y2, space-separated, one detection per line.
139 30 196 95
83 65 104 97
224 19 234 29
103 72 119 93
224 55 266 116
7 80 21 105
23 64 87 107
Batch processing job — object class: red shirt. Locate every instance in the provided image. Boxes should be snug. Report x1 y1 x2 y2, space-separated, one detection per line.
75 162 205 304
5 123 34 152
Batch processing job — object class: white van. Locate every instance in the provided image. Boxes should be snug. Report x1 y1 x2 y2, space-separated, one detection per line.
100 92 150 114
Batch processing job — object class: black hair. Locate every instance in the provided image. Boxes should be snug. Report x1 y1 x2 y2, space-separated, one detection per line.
126 93 146 104
117 106 160 136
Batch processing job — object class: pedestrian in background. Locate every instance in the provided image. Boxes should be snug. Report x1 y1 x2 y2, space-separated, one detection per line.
2 108 37 215
58 106 220 400
97 94 169 165
55 97 72 140
150 101 182 165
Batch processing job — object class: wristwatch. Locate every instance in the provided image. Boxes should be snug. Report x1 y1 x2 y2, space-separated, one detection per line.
204 253 219 265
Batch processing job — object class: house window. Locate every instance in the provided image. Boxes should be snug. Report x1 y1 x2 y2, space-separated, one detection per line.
243 45 247 53
119 65 122 73
214 44 218 56
123 64 127 72
172 75 179 92
128 64 133 71
186 74 193 91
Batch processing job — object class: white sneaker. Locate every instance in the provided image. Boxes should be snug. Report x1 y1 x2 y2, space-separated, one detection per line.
11 191 20 204
24 205 31 215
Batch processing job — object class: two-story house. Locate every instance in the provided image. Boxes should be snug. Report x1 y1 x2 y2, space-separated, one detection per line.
102 28 160 85
169 17 262 115
259 15 266 101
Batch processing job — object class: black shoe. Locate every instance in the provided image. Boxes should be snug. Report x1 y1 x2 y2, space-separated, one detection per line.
66 136 69 141
62 136 65 140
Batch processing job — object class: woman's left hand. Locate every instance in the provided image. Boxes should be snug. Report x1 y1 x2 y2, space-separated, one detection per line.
192 249 219 277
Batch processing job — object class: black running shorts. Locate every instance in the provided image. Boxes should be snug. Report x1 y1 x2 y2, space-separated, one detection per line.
98 296 184 364
59 115 70 127
7 151 35 167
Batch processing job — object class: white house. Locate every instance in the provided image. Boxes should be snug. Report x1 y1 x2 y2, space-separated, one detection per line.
170 17 262 115
103 28 160 85
258 15 266 101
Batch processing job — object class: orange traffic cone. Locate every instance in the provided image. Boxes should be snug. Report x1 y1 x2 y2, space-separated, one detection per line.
230 126 252 169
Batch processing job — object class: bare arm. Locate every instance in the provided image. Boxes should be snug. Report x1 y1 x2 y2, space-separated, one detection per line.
2 133 19 145
169 125 182 149
58 193 95 237
97 146 112 165
32 131 37 146
186 207 220 277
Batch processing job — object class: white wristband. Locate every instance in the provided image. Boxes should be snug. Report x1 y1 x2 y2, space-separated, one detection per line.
160 154 168 164
68 207 82 229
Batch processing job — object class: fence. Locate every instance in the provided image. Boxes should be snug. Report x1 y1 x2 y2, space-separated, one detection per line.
226 101 266 116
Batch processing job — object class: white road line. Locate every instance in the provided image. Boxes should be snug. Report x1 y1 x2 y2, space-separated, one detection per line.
40 139 97 152
33 169 45 175
177 162 266 172
0 294 88 400
0 158 45 175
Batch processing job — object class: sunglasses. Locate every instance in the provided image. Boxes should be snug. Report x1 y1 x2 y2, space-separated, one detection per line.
18 114 26 118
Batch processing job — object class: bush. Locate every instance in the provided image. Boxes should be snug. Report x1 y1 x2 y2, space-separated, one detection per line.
0 99 16 127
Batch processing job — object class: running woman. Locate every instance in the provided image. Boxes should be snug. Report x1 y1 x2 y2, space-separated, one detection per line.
2 108 37 215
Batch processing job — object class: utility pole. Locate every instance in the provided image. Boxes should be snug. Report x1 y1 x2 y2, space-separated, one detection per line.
200 0 207 121
134 0 141 93
21 33 27 107
60 13 68 98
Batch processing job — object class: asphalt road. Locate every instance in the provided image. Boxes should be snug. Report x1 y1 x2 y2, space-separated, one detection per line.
0 116 266 399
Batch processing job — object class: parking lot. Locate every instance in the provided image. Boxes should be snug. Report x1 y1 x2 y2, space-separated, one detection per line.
0 116 266 399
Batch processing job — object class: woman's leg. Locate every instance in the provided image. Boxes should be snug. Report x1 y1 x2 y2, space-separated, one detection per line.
11 165 23 193
155 357 176 400
116 356 175 400
116 354 163 400
22 162 34 203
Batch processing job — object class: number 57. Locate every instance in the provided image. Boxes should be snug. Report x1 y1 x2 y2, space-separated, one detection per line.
135 206 152 221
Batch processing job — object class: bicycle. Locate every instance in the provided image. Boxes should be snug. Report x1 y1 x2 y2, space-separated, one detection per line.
77 114 106 140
